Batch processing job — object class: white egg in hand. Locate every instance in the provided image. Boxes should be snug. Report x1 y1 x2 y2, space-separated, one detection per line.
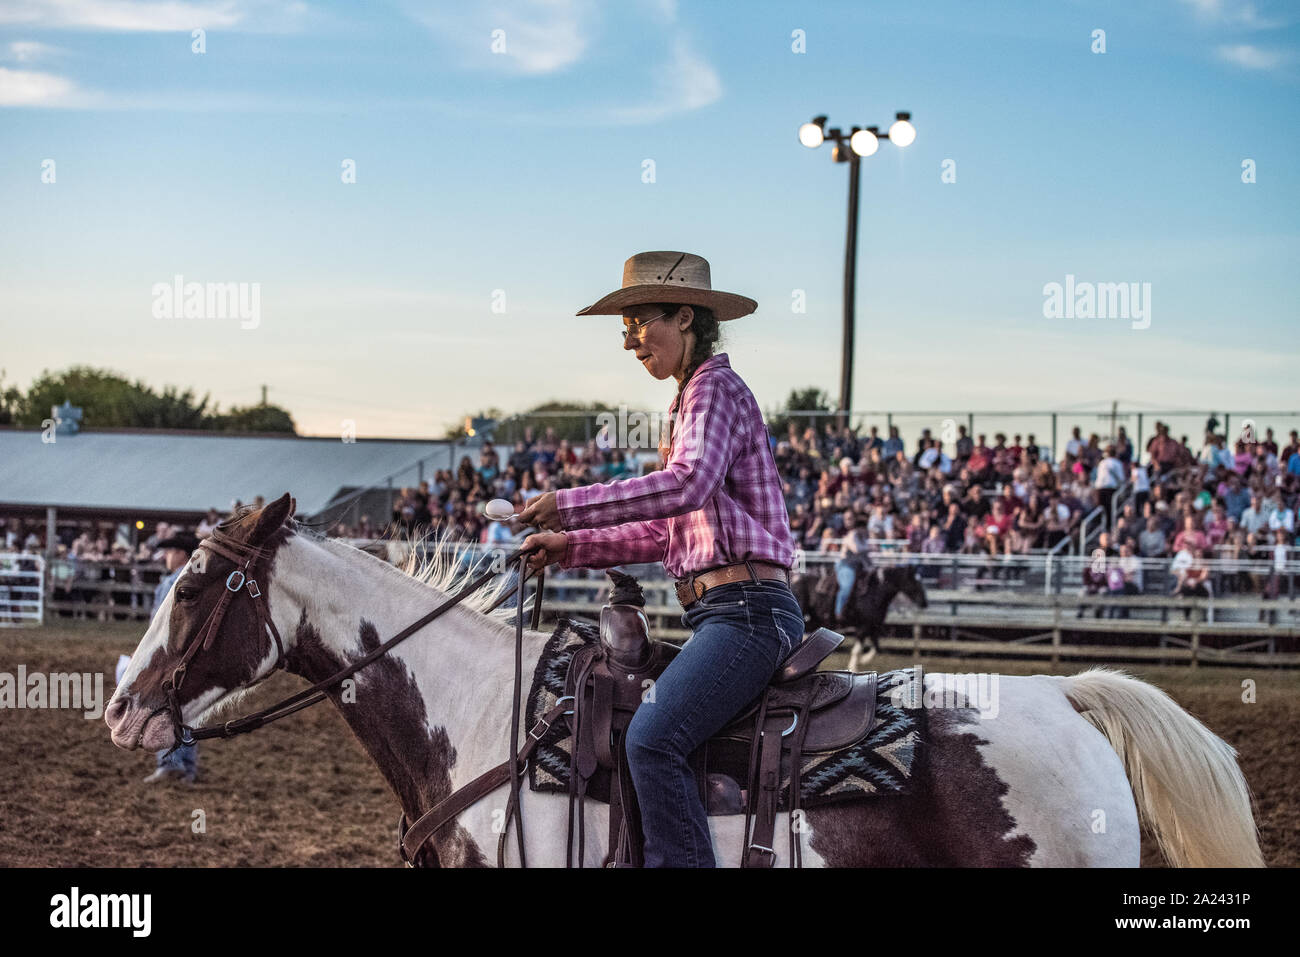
485 498 516 522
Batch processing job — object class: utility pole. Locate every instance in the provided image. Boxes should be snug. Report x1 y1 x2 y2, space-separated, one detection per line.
798 112 916 429
260 384 268 406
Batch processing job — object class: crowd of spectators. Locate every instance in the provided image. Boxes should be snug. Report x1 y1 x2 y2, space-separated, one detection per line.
774 418 1297 598
3 504 247 566
316 416 1300 596
6 417 1298 603
778 419 1294 539
327 427 651 546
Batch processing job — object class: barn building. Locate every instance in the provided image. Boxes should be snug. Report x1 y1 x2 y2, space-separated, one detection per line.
0 426 477 553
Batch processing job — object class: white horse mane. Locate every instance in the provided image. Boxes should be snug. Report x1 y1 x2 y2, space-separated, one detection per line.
294 521 533 630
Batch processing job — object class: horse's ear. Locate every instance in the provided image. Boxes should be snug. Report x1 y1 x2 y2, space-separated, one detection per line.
248 493 294 544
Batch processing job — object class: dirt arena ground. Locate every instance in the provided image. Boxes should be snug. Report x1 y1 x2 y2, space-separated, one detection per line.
1 620 1295 867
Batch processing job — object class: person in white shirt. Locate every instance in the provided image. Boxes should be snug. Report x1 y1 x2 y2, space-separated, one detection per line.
1267 529 1291 599
1094 444 1126 525
1129 461 1151 512
1065 427 1085 459
917 439 953 476
1095 447 1126 488
1241 495 1268 536
1267 499 1295 535
1198 433 1220 468
866 504 895 539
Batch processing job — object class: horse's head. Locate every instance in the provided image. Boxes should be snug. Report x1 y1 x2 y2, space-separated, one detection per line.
888 563 929 609
105 493 296 752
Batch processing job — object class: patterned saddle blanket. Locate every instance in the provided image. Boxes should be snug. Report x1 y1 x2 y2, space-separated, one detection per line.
526 618 925 810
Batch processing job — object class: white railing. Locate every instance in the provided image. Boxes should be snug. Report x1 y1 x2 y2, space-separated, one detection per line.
346 538 1300 600
1078 505 1105 554
0 553 45 627
1044 532 1073 595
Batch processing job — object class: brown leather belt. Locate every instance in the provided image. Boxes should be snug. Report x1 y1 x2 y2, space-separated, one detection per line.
674 560 791 610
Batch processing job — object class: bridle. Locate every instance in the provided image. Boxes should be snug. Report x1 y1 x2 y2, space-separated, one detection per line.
153 529 287 750
147 520 546 867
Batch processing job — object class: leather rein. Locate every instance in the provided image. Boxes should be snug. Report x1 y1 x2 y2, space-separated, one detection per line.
151 526 546 867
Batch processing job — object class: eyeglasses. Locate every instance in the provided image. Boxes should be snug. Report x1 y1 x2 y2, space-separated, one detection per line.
621 310 669 342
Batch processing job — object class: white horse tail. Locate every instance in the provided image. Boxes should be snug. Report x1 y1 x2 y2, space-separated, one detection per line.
1059 668 1263 868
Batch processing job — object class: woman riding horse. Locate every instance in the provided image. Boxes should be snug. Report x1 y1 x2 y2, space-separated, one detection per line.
518 250 802 868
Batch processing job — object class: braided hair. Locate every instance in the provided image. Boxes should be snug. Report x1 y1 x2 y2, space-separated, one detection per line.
665 303 720 386
656 303 721 465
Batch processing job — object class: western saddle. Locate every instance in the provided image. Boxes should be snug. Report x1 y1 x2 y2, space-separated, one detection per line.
561 589 878 868
397 574 881 868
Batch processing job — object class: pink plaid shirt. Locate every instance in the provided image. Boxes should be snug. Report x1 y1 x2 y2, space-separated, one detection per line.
556 353 795 580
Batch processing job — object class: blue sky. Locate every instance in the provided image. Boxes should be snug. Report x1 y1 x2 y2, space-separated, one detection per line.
1 0 1296 439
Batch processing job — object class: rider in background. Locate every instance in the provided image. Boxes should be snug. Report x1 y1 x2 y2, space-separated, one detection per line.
143 530 200 784
835 510 873 624
517 251 800 868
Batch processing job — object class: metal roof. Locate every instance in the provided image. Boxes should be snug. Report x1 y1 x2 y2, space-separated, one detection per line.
0 429 469 516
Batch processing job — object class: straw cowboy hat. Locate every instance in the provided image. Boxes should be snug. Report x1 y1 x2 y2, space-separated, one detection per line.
576 251 757 321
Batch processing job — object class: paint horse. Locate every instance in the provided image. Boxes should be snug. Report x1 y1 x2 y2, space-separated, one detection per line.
106 495 1263 867
792 557 929 671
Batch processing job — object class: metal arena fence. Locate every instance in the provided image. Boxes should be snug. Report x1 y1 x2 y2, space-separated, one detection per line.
23 542 1298 667
0 553 45 627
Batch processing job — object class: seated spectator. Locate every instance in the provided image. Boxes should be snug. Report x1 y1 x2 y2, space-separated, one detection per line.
508 440 535 474
866 503 894 540
1173 514 1208 555
1203 502 1230 547
1220 473 1251 521
196 508 222 538
1266 490 1296 536
962 484 988 522
980 500 1014 554
954 425 973 463
992 433 1018 481
917 439 952 476
941 502 966 552
967 435 994 484
1172 549 1211 598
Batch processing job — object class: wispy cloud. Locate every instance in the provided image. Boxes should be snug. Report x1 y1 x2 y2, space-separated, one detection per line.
405 0 722 124
7 40 65 63
0 0 307 33
405 0 596 76
0 65 79 105
602 36 722 124
1176 0 1288 30
1215 42 1292 70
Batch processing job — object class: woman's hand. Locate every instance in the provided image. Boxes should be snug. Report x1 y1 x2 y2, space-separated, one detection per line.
521 532 567 574
517 491 562 531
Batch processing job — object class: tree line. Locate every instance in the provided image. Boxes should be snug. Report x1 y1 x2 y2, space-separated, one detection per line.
446 388 836 444
0 367 295 433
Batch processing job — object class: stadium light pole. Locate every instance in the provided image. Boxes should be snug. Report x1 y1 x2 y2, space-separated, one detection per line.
798 112 915 429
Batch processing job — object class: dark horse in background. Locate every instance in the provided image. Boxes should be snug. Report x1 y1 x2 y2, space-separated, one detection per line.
791 553 928 671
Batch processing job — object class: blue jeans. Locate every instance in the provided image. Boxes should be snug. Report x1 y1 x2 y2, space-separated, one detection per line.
624 579 803 867
157 743 198 777
834 559 857 619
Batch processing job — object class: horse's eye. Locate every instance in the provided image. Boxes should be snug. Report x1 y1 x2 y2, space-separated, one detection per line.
177 587 199 602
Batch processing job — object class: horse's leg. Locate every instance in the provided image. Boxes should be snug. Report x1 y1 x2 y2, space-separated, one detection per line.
846 639 862 673
857 639 877 667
